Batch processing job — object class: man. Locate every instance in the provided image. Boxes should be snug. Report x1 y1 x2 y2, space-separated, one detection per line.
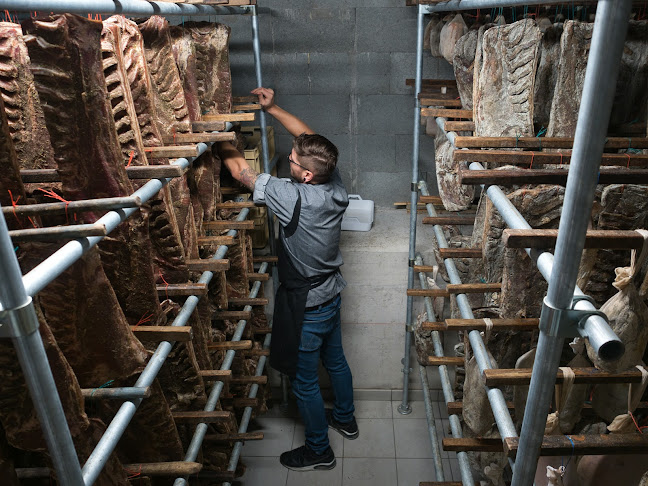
216 87 358 471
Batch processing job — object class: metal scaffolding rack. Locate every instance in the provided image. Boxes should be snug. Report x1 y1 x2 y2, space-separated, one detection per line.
0 1 276 485
402 1 634 485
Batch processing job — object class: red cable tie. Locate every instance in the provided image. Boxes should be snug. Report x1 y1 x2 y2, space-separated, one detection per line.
7 189 23 228
126 150 135 168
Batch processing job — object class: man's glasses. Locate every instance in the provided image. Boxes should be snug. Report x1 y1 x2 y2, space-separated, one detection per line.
288 155 309 171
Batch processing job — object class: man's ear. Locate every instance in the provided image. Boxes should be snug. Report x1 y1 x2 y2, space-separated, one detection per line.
303 171 314 184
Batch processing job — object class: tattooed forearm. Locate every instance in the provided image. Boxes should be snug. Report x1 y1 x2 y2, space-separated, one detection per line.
239 167 259 191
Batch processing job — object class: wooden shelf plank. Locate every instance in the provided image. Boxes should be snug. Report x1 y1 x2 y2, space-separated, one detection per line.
484 367 646 386
438 248 482 259
215 201 257 209
453 149 648 167
145 145 199 158
228 297 269 306
213 310 252 320
230 375 268 385
406 78 457 87
207 340 253 351
197 235 237 246
242 348 270 357
131 326 193 342
185 258 230 272
422 107 473 119
122 462 202 477
172 411 233 424
232 103 261 111
503 229 645 250
199 369 232 381
446 283 501 294
412 265 437 273
253 255 278 263
420 321 446 331
162 132 235 144
204 431 264 443
428 356 464 366
203 220 254 230
460 168 648 186
442 437 503 453
156 283 208 297
422 215 475 225
20 165 185 183
420 97 463 108
9 223 107 242
247 272 270 281
418 196 444 205
407 288 450 298
191 120 226 132
203 112 256 122
504 434 648 457
444 121 475 132
441 318 539 331
454 136 648 149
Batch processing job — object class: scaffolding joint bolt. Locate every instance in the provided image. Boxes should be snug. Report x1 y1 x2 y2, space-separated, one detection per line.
539 295 608 338
0 297 39 338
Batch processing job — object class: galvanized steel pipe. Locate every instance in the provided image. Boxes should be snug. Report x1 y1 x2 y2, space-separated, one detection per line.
422 0 596 14
512 2 631 485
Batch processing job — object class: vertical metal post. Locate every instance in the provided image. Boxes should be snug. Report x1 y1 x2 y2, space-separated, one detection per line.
0 207 84 486
399 4 425 416
511 2 632 485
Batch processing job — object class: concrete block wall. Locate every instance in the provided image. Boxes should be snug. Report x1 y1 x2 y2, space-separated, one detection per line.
216 1 454 207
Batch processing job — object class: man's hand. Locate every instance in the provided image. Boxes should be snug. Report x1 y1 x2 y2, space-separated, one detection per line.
251 87 275 111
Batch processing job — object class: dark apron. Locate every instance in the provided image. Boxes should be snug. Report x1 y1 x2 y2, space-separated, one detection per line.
270 193 332 378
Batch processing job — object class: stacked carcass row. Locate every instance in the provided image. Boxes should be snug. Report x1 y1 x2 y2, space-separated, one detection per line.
0 13 268 482
420 11 648 486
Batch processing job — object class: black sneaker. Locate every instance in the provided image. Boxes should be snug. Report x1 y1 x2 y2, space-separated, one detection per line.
279 445 336 471
326 408 359 440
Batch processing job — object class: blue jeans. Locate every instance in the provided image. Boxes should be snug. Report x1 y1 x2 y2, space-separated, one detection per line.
291 294 355 454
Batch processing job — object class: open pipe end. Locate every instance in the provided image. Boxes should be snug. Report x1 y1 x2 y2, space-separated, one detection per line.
595 339 625 362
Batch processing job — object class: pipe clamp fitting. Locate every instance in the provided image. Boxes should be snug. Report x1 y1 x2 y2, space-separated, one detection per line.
0 297 39 338
539 296 608 338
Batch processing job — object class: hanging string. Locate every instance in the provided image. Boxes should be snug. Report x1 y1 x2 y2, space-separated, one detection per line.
529 151 535 169
36 188 71 224
135 312 154 327
159 270 170 300
90 379 114 397
126 150 135 168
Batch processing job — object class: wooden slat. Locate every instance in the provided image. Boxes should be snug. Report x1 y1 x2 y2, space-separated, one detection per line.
156 283 208 297
422 215 475 225
243 348 270 357
233 95 257 103
145 145 199 158
504 434 648 457
442 437 503 453
197 236 237 246
213 310 252 320
204 431 264 443
453 149 648 167
191 121 226 132
446 283 501 294
503 228 645 250
123 462 202 477
412 265 437 273
420 97 463 107
406 78 457 87
442 318 540 331
215 201 257 209
460 168 648 186
199 369 232 381
484 367 646 386
20 165 185 183
232 103 261 111
9 223 107 242
247 272 270 281
253 255 278 263
421 321 446 331
221 186 250 194
162 132 235 144
221 397 260 408
228 297 269 306
444 121 475 132
131 326 193 342
251 327 272 334
454 136 648 149
203 220 254 230
230 375 268 385
172 411 233 424
207 340 253 351
438 248 482 258
422 107 473 119
407 288 450 298
428 356 464 366
203 112 256 122
185 258 230 272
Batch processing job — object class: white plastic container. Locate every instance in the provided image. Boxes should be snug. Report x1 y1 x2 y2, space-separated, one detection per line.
342 195 374 231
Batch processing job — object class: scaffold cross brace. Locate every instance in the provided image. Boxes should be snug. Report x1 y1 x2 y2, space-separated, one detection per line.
539 295 608 338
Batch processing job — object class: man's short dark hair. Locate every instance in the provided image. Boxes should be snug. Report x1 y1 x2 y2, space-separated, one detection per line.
292 133 338 184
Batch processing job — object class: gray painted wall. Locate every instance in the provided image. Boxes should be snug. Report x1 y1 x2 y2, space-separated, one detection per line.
214 3 453 207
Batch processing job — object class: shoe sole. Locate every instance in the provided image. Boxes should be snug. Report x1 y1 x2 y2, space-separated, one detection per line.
281 459 336 471
328 425 359 440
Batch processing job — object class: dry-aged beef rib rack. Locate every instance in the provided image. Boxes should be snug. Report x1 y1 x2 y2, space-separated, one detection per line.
0 7 272 484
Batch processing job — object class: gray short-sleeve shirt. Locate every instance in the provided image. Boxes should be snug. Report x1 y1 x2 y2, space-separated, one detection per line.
253 168 348 307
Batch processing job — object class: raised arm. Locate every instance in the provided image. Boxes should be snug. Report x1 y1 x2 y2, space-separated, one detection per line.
252 87 315 137
216 141 259 191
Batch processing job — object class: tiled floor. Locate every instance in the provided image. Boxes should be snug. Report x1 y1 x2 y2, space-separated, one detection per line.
234 399 461 486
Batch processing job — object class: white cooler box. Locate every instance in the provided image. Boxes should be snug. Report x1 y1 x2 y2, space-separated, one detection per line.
342 195 374 231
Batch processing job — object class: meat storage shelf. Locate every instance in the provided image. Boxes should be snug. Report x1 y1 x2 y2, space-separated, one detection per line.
404 1 637 486
0 2 276 485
